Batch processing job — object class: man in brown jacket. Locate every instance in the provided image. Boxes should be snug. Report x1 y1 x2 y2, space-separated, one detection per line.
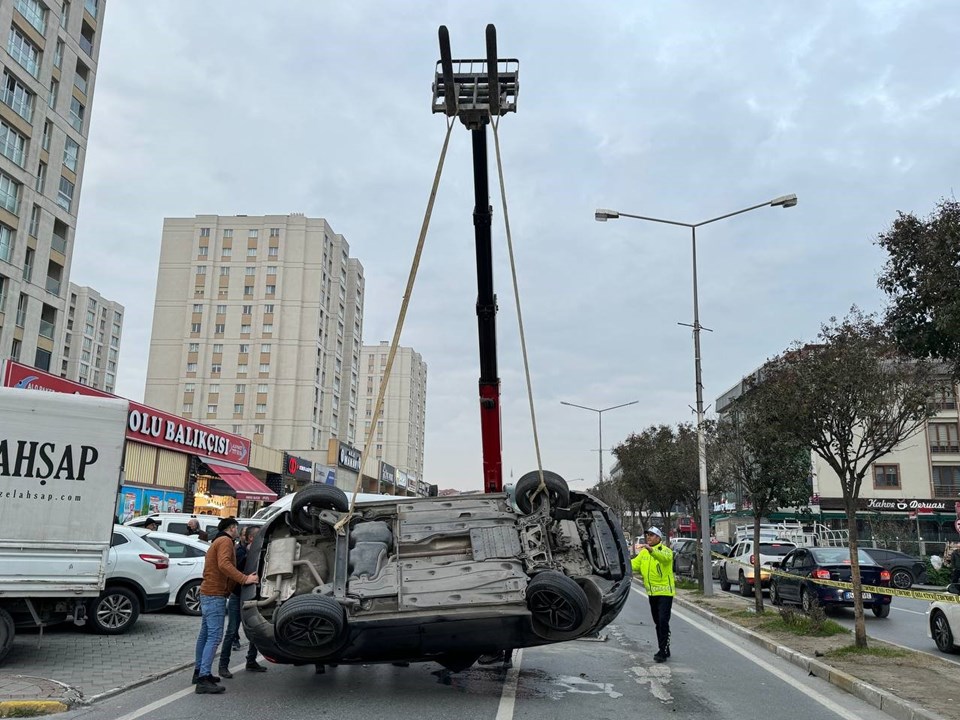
193 517 258 694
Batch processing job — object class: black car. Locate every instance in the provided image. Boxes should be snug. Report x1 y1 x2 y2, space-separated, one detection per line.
861 547 927 589
241 471 632 671
771 547 893 616
674 540 730 577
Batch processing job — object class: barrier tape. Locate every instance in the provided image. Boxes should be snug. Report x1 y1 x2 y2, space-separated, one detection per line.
706 550 960 603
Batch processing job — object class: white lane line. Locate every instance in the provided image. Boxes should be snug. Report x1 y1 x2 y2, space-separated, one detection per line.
630 587 866 720
495 648 524 720
891 606 926 616
113 662 245 720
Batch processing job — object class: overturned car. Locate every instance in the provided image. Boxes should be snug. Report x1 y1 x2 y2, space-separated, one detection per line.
240 471 632 671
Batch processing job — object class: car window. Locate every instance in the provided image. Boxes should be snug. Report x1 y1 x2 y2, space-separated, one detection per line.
153 537 193 559
811 548 876 565
111 532 128 547
759 543 794 557
139 535 166 553
167 522 190 535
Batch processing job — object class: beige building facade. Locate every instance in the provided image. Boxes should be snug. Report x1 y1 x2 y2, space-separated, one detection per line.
0 0 105 372
144 213 364 460
359 341 427 485
58 281 121 391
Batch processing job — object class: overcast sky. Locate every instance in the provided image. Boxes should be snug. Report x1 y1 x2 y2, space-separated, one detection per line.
73 1 959 491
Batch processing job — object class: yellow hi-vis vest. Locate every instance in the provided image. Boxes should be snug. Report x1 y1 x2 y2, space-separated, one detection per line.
631 542 675 597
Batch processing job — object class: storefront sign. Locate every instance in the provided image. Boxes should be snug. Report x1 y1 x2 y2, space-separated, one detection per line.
283 453 313 482
313 465 336 485
3 360 251 466
379 462 396 487
396 469 408 489
819 496 954 513
337 443 361 472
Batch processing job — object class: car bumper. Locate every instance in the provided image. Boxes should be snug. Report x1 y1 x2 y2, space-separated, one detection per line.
816 587 892 607
144 592 170 612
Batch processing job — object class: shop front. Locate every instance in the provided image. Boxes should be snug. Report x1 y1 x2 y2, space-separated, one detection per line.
282 453 313 494
379 461 396 494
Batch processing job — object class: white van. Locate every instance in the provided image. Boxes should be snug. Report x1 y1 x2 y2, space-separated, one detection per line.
125 513 225 538
250 490 393 523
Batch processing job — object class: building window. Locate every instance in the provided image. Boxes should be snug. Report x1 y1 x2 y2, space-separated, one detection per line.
243 285 253 296
247 247 256 257
212 343 223 353
0 120 26 166
56 176 75 212
269 227 280 237
74 60 89 94
238 343 249 353
256 403 267 413
259 363 270 373
235 384 245 393
190 323 201 333
184 382 195 393
872 464 900 489
241 324 251 334
223 229 233 238
0 224 13 263
261 343 271 354
268 246 278 257
16 0 48 34
221 246 232 258
263 323 273 334
47 78 57 109
265 284 276 295
216 304 226 314
199 227 210 237
211 363 222 374
208 384 219 395
69 97 85 132
196 265 207 275
264 304 274 314
241 304 252 314
0 171 21 215
248 229 258 238
254 424 264 435
929 423 960 453
186 362 197 372
2 71 33 122
237 363 248 375
932 385 957 411
234 403 244 414
219 266 230 276
192 303 202 313
207 404 217 415
198 245 208 257
35 160 46 193
62 138 81 173
932 466 960 498
215 323 225 334
182 403 193 414
245 266 255 276
8 27 42 78
267 265 277 275
257 383 268 393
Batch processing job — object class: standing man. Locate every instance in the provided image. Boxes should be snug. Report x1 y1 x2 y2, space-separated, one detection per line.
219 526 268 677
632 527 675 663
194 517 258 695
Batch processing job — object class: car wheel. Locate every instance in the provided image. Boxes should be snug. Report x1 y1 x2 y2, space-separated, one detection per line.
931 610 956 653
526 570 588 635
514 471 570 514
289 485 350 533
890 568 913 590
770 581 781 606
177 579 202 616
719 566 731 592
800 587 814 614
0 607 14 663
739 572 752 597
871 603 891 618
274 595 346 651
87 587 140 635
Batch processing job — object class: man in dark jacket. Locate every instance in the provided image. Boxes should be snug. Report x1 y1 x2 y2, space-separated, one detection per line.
219 527 267 677
194 517 258 694
186 518 209 542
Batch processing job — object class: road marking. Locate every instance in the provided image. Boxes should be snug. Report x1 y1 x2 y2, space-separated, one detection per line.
891 606 926 616
495 648 523 720
113 662 247 720
630 587 866 720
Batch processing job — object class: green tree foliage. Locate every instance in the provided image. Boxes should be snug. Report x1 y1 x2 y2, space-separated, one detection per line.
715 376 812 613
762 309 936 647
878 199 960 376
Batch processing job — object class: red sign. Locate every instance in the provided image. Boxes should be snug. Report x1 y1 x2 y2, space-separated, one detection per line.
3 360 251 465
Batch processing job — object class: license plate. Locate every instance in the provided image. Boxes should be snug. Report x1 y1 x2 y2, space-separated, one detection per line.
845 592 871 600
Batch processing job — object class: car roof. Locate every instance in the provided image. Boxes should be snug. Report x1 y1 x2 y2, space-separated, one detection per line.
143 530 210 549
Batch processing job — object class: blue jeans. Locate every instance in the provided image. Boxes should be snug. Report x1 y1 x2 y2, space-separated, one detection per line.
220 594 260 667
195 594 227 677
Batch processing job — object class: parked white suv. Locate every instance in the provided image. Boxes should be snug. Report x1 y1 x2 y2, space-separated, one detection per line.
719 539 796 597
145 531 210 616
84 526 171 634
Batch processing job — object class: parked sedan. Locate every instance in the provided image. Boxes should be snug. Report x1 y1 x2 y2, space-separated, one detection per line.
673 540 730 577
771 547 892 617
144 531 210 616
927 583 960 653
861 547 928 589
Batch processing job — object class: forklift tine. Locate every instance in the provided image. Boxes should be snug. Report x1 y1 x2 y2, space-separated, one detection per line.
438 25 457 116
485 24 499 116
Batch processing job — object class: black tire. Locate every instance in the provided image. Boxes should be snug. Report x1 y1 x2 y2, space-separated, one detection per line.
739 572 752 598
526 570 588 635
274 594 346 651
0 607 14 663
931 610 956 653
177 579 202 616
800 587 814 614
890 568 913 590
770 581 782 606
87 586 140 635
872 603 891 618
719 565 731 592
290 485 350 533
515 470 570 514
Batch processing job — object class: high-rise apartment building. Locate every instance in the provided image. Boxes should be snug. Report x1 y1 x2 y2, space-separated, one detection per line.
58 281 121 391
359 341 427 482
144 214 364 457
0 0 105 371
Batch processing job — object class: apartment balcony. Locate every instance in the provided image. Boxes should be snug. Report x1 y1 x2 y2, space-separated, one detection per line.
39 319 55 339
45 276 61 296
51 232 67 255
79 34 94 57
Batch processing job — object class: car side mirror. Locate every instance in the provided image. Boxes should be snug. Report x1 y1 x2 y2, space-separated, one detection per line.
948 583 960 596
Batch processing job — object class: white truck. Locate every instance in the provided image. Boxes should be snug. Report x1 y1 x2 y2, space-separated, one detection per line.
0 387 129 662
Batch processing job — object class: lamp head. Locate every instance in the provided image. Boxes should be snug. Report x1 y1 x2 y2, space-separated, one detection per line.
770 194 798 208
595 209 620 222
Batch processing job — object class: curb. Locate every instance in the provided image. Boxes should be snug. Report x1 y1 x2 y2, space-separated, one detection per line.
674 593 946 720
82 661 194 704
0 701 68 717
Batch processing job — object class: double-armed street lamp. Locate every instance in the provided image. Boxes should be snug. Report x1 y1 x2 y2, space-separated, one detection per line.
560 400 639 486
594 194 798 595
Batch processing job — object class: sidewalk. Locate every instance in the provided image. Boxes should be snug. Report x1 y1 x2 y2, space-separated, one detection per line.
0 610 198 710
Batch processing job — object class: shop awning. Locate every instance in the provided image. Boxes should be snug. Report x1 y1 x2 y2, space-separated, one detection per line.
206 463 278 502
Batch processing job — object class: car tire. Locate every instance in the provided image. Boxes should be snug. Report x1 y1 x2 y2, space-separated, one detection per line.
719 566 731 592
890 568 913 590
871 603 891 619
177 579 202 616
800 587 814 614
526 570 588 635
739 572 752 598
514 471 570 514
931 609 956 653
274 594 346 651
289 485 350 533
87 586 140 635
770 581 781 606
0 607 14 663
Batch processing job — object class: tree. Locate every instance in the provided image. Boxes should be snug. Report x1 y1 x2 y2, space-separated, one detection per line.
714 376 812 613
763 309 936 647
877 199 960 377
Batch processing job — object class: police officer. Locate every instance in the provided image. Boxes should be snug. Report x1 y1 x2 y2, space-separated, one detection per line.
632 527 675 663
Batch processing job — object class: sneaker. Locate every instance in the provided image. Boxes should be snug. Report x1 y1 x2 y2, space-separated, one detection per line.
245 662 267 672
218 667 233 679
191 669 221 684
653 652 667 663
195 677 226 695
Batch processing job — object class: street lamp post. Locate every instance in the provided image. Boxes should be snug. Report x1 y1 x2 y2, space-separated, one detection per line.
595 194 797 596
560 400 639 485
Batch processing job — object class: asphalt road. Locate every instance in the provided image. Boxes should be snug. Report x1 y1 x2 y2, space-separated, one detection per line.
60 583 882 720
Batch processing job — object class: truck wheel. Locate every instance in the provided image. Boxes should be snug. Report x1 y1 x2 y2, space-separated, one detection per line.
515 471 570 514
0 607 14 663
290 485 350 533
87 587 140 635
274 595 346 652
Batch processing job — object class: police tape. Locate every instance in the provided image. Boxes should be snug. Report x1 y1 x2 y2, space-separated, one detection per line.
708 551 960 603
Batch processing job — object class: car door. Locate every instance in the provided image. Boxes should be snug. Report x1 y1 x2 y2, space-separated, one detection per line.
151 537 204 599
725 542 743 582
779 549 804 602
